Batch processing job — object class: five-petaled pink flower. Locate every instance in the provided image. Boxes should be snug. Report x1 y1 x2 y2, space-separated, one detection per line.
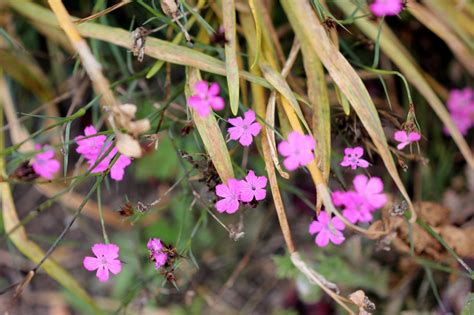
278 131 315 171
309 211 345 247
239 170 267 202
228 110 262 146
370 0 403 17
340 147 370 170
76 126 107 160
353 174 387 210
187 81 225 117
83 243 122 282
31 144 60 180
445 88 474 135
215 179 241 214
394 130 421 150
147 238 168 270
76 126 132 181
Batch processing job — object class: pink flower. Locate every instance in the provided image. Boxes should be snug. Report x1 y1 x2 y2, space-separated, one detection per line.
76 126 132 181
340 146 370 170
227 110 262 146
277 131 315 171
187 81 225 117
333 191 374 224
445 88 474 135
75 126 106 160
394 130 421 150
370 0 403 17
215 179 241 214
147 238 168 270
309 211 345 247
353 174 387 210
83 243 122 282
332 175 387 224
239 170 267 202
31 144 60 180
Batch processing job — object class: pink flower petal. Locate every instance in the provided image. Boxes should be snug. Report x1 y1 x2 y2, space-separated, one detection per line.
309 221 323 234
83 256 100 271
316 211 330 225
239 133 253 146
96 266 110 282
331 217 345 230
243 110 256 123
277 141 292 157
394 130 408 142
91 243 108 257
353 175 369 193
315 230 330 247
366 177 384 194
283 156 299 171
210 96 225 111
408 132 421 142
215 183 231 198
207 82 220 96
107 259 122 274
193 81 209 95
357 159 370 168
343 209 358 224
328 230 345 245
254 188 266 201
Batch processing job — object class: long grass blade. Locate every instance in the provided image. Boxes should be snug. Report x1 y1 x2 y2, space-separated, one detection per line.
222 0 239 115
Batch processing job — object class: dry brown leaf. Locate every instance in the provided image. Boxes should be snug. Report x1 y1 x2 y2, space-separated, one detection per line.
116 132 142 158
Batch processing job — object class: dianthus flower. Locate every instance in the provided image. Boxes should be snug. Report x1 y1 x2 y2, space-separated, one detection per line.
147 238 168 270
227 110 262 146
75 126 131 181
215 179 241 214
445 88 474 135
370 0 403 17
277 131 315 171
340 146 370 170
187 81 225 117
83 243 122 282
31 144 60 180
333 175 387 224
394 130 421 150
239 170 267 202
309 211 345 247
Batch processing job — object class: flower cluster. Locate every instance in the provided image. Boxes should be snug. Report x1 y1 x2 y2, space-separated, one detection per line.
187 80 225 117
278 131 315 171
75 126 132 181
147 238 169 270
84 238 177 282
215 170 267 214
333 175 387 224
31 144 60 180
369 0 403 17
445 87 474 135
